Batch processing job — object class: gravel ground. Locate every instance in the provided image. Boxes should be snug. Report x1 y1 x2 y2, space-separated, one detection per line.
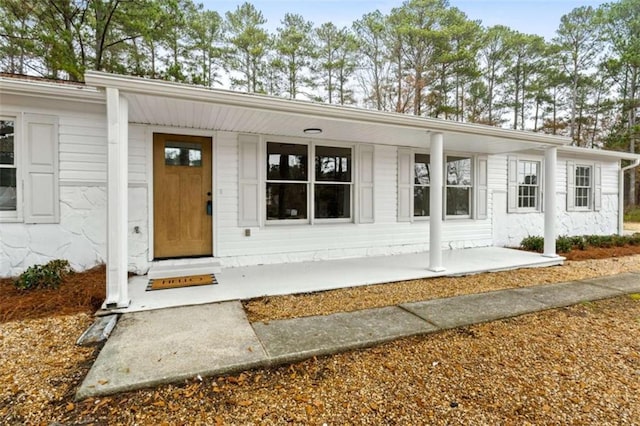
245 256 640 322
1 256 640 424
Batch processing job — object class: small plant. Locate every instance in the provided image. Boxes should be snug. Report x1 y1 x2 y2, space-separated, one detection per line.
14 259 71 291
556 235 573 253
520 236 544 253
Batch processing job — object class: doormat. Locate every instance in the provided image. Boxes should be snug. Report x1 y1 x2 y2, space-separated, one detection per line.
146 274 218 291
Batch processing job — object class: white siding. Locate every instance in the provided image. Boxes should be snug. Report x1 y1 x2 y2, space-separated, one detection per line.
492 156 620 247
213 135 493 267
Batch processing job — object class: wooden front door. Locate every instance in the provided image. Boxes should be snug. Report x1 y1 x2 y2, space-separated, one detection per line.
153 133 213 258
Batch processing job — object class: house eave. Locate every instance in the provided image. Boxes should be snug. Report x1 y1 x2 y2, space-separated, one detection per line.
84 71 572 148
0 76 105 104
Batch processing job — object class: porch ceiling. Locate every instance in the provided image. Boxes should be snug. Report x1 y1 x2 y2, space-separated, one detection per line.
126 93 550 154
85 71 572 155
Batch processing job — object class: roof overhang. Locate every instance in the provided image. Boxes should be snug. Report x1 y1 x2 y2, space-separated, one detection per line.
84 71 572 155
0 75 104 104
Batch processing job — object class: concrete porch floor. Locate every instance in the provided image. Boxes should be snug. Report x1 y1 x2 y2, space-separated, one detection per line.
108 247 564 314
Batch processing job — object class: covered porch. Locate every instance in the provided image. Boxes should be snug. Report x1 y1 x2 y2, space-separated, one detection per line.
83 71 569 310
103 246 563 314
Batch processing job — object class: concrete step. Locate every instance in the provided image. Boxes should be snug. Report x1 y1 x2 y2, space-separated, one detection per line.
148 258 222 279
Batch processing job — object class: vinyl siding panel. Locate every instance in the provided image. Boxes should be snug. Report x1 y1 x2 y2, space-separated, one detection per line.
215 136 494 264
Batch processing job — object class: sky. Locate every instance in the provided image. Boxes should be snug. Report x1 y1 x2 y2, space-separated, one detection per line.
201 0 607 40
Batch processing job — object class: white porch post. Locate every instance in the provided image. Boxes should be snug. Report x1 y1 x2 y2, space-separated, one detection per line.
105 87 130 308
429 132 445 271
543 146 557 257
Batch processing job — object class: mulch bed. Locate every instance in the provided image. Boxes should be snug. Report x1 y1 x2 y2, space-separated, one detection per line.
560 244 640 261
0 265 105 323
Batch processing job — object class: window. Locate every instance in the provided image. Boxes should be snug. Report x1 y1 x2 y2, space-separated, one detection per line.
266 142 308 220
414 153 430 217
266 142 353 222
446 156 472 216
517 160 540 209
315 146 352 219
0 119 16 212
575 165 591 208
164 141 202 166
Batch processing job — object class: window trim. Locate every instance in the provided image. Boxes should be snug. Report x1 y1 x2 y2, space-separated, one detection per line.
573 163 593 211
516 159 541 212
507 155 544 214
264 138 355 225
445 154 473 219
412 151 430 221
407 150 477 221
0 114 21 222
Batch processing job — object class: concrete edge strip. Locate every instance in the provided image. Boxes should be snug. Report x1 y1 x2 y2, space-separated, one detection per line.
76 359 271 401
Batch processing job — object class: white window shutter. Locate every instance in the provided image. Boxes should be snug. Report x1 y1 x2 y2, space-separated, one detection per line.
238 134 260 227
539 160 545 213
358 144 374 223
23 114 59 224
594 163 602 211
397 148 412 222
507 155 518 213
567 161 575 211
475 155 488 219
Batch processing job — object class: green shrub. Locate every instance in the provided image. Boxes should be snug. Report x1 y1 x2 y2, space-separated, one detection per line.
520 236 544 253
14 259 71 290
556 235 573 253
569 235 587 250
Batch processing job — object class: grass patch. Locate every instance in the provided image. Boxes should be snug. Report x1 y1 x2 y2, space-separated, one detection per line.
623 206 640 222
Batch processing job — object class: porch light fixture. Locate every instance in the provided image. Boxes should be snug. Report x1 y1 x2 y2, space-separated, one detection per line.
303 128 322 135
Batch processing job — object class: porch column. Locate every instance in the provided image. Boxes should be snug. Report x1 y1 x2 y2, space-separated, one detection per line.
105 87 130 308
429 132 445 271
543 146 557 257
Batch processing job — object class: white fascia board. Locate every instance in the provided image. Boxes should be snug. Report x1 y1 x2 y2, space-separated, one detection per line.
85 71 572 148
558 146 640 162
0 77 105 104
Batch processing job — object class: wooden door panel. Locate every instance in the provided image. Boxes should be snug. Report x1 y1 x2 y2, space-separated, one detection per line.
153 133 212 258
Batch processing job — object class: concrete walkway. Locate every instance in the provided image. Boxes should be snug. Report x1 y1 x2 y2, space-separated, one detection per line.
76 272 640 400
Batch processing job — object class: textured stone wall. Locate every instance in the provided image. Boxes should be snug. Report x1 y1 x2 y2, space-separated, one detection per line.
0 185 150 278
493 192 619 248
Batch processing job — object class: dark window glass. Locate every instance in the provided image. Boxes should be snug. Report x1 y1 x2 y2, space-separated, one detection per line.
0 120 14 166
0 119 16 211
267 142 308 181
0 168 16 211
414 154 430 185
414 186 430 217
165 141 202 166
314 184 350 219
446 156 471 185
447 187 470 216
315 146 351 182
266 183 307 220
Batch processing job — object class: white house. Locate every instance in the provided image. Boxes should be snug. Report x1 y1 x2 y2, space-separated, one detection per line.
1 72 639 309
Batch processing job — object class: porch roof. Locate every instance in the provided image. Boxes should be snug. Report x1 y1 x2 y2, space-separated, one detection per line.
84 71 571 155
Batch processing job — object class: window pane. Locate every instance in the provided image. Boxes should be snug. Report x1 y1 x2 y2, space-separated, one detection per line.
266 183 307 220
518 161 538 185
314 184 350 219
414 186 430 216
414 154 430 184
0 168 17 211
446 156 471 185
267 142 308 181
315 146 351 182
518 186 537 208
165 141 202 166
447 187 470 216
0 120 15 165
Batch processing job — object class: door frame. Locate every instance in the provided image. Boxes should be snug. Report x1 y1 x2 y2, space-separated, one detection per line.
146 126 218 262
